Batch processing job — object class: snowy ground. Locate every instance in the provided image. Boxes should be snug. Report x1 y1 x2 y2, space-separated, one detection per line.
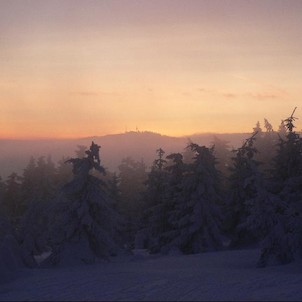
1 248 302 301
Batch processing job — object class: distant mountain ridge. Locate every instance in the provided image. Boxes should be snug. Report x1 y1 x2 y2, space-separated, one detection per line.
0 131 250 179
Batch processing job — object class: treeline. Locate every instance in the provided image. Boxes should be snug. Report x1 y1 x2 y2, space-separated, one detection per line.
0 109 302 271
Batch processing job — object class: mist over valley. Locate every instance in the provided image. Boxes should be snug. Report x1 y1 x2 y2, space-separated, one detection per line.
0 131 249 179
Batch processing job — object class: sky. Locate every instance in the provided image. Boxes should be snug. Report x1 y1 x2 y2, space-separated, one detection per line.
1 0 302 139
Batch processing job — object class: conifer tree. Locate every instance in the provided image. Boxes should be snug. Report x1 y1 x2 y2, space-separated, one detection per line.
166 143 225 254
273 108 302 182
2 173 22 229
159 152 186 253
238 154 287 267
18 155 58 267
136 148 169 253
210 136 232 184
22 156 57 205
118 157 147 247
264 118 273 132
257 108 302 266
43 142 123 266
0 177 12 245
226 132 261 247
253 121 263 134
278 120 287 139
252 119 277 175
260 118 278 175
20 157 37 207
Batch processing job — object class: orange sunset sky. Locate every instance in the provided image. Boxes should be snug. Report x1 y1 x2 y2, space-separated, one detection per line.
1 0 302 139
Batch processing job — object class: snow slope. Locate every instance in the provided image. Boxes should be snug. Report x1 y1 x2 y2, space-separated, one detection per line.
1 248 302 301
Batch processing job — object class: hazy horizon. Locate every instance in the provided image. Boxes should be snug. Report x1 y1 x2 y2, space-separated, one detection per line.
0 127 292 141
1 0 302 139
0 131 252 179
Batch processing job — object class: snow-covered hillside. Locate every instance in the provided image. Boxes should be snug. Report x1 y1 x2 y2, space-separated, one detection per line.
1 248 302 301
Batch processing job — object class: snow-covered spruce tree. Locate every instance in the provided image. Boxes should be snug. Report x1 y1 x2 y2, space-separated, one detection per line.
226 132 262 247
2 173 22 229
17 156 58 267
257 108 302 266
165 143 225 254
273 108 302 184
118 157 147 248
210 136 232 188
44 142 123 266
19 157 37 208
252 192 292 267
159 152 186 254
0 212 23 284
135 148 169 253
278 120 287 140
0 179 24 281
238 164 288 267
227 129 282 258
254 118 278 175
18 156 57 214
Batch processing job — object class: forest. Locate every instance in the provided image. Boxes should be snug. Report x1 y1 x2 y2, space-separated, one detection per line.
1 108 302 284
